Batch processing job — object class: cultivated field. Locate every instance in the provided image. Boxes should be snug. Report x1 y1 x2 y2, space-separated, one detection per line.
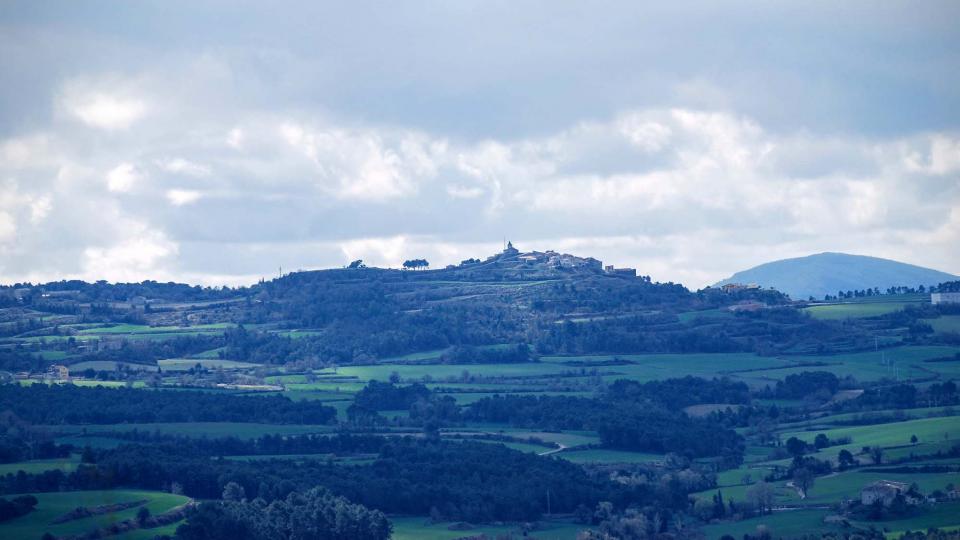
0 490 189 540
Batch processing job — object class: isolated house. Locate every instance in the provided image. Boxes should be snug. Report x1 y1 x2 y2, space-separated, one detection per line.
932 292 960 305
861 480 909 506
47 364 69 381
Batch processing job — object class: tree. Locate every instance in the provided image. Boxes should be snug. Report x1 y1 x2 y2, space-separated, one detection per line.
838 449 857 470
869 445 884 465
402 259 429 270
746 481 775 515
348 259 366 269
910 434 918 445
814 433 830 449
792 467 815 498
786 436 807 458
222 481 246 502
178 488 391 540
136 506 151 525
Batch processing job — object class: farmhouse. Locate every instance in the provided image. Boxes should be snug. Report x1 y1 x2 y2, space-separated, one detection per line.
46 364 69 381
932 292 960 305
860 480 909 506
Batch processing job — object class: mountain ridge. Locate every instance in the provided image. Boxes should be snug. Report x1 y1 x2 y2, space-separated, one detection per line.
715 252 957 300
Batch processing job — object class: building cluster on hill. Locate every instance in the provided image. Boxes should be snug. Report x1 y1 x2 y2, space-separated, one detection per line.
494 241 603 271
719 283 762 293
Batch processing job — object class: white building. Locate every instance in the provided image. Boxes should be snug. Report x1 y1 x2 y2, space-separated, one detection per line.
932 292 960 305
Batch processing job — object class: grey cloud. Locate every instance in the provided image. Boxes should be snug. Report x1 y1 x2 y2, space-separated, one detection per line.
1 1 958 287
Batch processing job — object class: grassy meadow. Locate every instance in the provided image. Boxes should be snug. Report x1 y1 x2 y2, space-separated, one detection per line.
0 490 189 540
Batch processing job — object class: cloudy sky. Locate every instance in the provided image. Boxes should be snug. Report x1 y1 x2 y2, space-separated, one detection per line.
1 1 959 288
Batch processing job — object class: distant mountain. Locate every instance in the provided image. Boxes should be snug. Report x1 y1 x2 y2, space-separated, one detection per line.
715 252 958 300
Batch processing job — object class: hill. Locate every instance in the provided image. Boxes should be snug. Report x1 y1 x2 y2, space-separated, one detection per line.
715 252 957 300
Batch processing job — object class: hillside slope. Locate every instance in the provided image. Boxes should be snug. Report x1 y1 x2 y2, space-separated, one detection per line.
716 252 957 300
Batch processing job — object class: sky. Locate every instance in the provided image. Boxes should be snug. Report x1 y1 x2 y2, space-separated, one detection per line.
1 1 959 289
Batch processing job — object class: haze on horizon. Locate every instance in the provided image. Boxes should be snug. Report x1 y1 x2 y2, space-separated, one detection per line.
1 1 958 290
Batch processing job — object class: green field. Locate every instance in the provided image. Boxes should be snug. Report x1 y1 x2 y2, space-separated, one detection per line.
804 300 923 320
69 360 152 372
557 448 664 464
55 436 132 449
780 414 960 456
924 316 960 335
0 454 81 475
789 470 960 507
702 509 838 539
37 350 70 360
77 323 235 335
0 489 189 540
391 516 584 540
44 422 336 439
190 346 227 358
734 346 960 384
157 358 262 370
18 379 148 388
864 502 960 537
452 428 601 448
677 309 735 323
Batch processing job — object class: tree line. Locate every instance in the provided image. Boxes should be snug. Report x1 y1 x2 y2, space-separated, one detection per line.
0 384 336 425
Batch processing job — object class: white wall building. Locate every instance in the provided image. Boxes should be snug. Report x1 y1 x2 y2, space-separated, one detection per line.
932 292 960 305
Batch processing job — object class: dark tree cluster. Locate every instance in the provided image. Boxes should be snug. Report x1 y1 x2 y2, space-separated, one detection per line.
0 434 72 464
86 431 386 458
463 383 745 461
0 495 37 523
0 437 654 523
605 377 751 410
176 487 390 540
2 279 239 304
352 381 432 411
347 382 461 427
0 349 46 373
0 384 336 425
837 382 958 412
774 371 840 399
439 343 532 364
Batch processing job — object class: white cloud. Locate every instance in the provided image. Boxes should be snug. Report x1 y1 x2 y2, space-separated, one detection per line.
903 135 960 175
617 115 672 152
339 235 410 268
106 163 140 192
82 228 178 282
227 128 245 149
166 189 202 206
160 158 211 177
846 180 886 226
29 196 52 223
279 122 440 201
446 185 485 199
0 211 14 244
1 99 958 287
69 93 146 130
